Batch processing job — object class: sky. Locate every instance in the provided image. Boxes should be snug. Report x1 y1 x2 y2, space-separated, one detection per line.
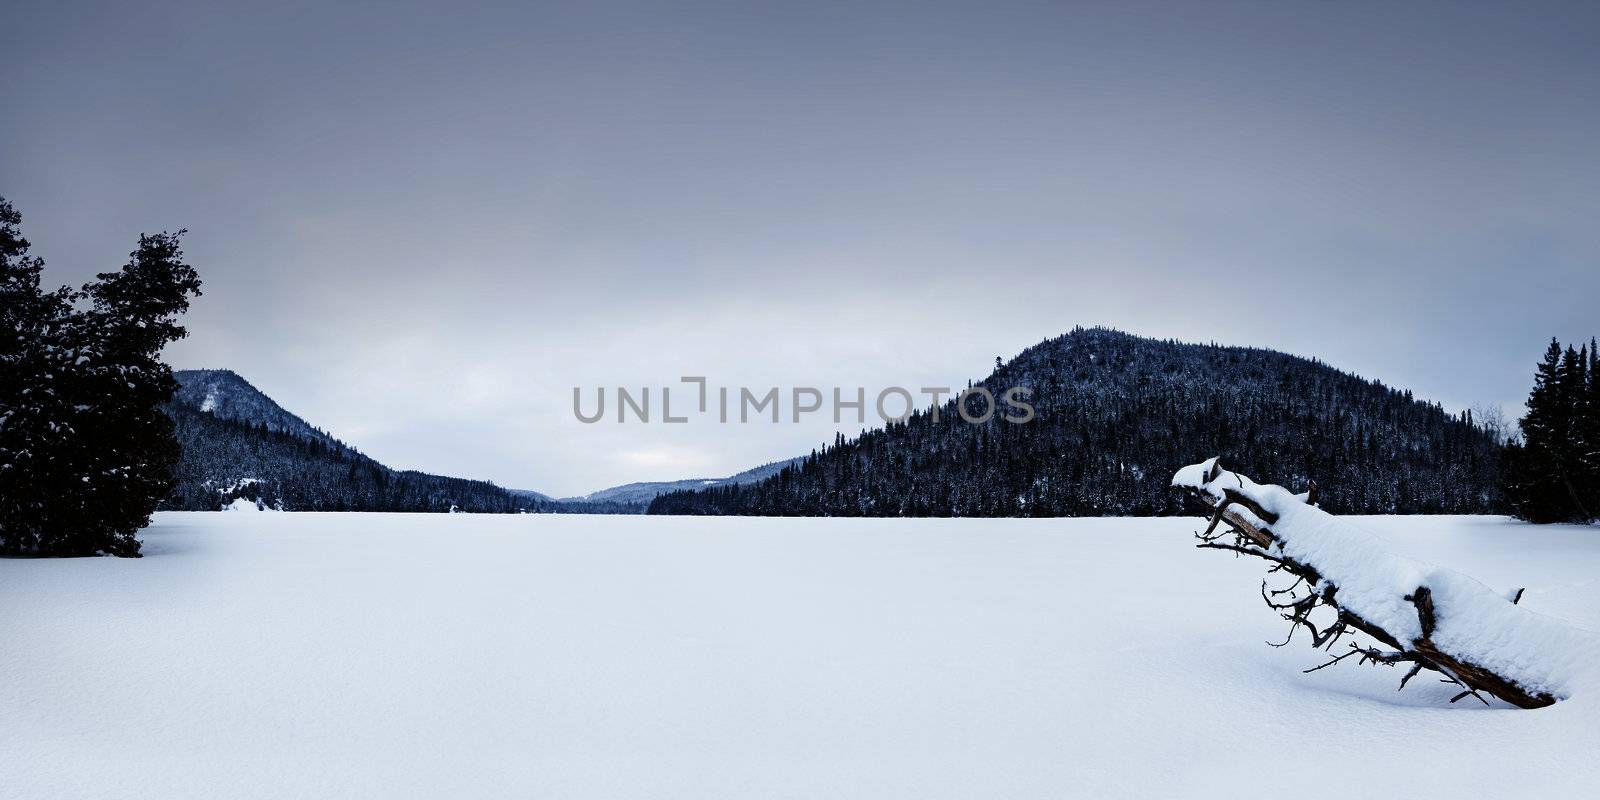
3 0 1598 496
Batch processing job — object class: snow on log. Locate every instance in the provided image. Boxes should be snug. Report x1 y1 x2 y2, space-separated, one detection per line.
1172 457 1590 709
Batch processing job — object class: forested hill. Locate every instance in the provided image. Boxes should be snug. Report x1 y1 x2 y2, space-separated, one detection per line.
162 370 542 512
171 369 341 447
648 328 1505 517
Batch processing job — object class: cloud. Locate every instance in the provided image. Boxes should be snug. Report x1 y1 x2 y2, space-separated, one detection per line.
5 0 1597 495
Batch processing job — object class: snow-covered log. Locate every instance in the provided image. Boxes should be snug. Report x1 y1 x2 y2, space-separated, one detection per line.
1172 458 1586 709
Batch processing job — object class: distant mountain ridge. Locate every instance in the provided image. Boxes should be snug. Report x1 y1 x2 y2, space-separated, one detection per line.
163 370 545 512
649 327 1506 517
161 370 791 513
560 458 803 506
166 326 1506 517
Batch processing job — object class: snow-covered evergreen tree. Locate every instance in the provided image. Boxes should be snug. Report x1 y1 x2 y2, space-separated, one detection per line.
0 197 76 554
0 198 201 556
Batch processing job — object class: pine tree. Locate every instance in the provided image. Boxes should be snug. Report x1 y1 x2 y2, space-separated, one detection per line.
0 198 42 551
0 198 75 554
1506 340 1567 521
0 198 201 556
64 232 203 554
1506 338 1598 523
1561 346 1591 518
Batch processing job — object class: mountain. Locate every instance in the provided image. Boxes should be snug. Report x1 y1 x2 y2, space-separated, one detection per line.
507 488 556 503
722 457 807 485
648 327 1505 517
171 369 340 447
162 370 547 513
161 369 788 515
560 458 804 507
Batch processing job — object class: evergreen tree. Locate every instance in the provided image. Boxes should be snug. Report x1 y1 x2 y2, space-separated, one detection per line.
0 198 76 554
1505 339 1568 522
64 232 203 554
1560 345 1590 518
0 198 202 556
1506 337 1597 523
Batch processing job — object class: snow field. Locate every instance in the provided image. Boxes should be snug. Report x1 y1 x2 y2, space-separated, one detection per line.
3 513 1598 799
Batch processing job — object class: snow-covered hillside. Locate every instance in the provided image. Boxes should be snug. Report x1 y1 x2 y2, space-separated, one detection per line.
4 515 1597 799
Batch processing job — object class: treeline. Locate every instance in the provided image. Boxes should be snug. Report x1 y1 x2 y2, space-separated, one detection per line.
540 499 648 514
1503 338 1600 523
649 327 1504 517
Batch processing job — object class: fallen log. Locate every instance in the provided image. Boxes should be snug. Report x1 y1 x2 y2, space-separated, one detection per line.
1173 458 1578 709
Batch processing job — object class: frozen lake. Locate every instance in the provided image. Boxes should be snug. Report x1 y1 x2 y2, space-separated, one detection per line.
4 513 1597 799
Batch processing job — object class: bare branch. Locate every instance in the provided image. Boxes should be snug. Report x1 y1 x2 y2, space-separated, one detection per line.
1303 645 1361 674
1398 663 1424 690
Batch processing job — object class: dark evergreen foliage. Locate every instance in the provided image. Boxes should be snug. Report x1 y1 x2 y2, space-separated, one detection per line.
0 198 67 553
542 498 651 514
1503 337 1599 523
649 328 1505 517
0 198 201 556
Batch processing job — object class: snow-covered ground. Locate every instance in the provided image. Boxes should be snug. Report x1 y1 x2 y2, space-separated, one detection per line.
3 513 1597 799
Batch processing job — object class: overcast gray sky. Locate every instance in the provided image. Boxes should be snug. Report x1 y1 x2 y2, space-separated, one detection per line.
3 0 1597 496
